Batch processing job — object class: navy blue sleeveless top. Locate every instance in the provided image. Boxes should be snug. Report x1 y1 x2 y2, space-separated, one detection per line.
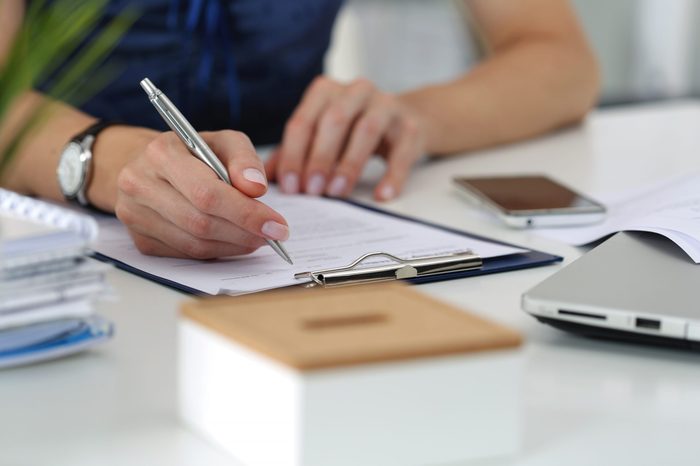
32 0 343 145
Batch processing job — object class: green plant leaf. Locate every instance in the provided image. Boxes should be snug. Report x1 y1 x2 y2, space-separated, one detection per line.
0 0 138 178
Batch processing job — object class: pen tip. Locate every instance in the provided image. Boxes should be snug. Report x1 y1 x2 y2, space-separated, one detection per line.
267 240 293 265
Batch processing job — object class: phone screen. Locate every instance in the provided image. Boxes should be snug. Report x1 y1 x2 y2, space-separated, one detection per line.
454 175 602 213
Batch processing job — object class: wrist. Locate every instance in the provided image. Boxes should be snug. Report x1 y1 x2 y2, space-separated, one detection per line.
397 90 444 155
87 125 158 212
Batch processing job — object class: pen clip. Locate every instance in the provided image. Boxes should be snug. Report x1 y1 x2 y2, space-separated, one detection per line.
294 250 482 287
142 80 196 151
154 105 196 151
167 113 196 150
142 79 232 184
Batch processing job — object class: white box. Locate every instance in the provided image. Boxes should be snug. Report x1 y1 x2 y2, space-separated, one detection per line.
178 284 523 466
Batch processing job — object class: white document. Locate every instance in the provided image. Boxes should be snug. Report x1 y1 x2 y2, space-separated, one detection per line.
537 172 700 262
94 188 524 295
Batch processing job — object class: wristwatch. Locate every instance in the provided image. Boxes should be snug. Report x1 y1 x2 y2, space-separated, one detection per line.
57 120 116 208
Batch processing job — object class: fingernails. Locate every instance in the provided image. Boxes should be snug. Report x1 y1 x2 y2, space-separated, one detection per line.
379 185 395 201
261 221 289 241
306 174 325 196
281 172 299 194
243 168 267 187
327 175 347 197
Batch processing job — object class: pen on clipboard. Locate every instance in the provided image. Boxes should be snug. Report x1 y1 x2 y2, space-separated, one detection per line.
139 78 293 265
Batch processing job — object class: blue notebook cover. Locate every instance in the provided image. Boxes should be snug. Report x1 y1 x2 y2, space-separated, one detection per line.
0 316 113 369
93 200 562 295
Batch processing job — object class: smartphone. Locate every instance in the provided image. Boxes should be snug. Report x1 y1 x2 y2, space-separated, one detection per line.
453 175 606 228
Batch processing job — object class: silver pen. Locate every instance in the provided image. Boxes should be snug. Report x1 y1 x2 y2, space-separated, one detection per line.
139 78 292 264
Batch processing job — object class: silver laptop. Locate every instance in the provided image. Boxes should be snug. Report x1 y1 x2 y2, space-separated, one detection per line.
522 232 700 350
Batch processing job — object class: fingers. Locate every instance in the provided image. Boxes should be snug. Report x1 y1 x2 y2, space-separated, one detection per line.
264 148 281 182
272 76 425 200
277 76 342 194
126 234 184 258
303 79 375 195
374 118 424 202
116 131 291 259
328 94 395 197
121 201 262 259
202 130 268 199
147 133 290 242
119 172 265 246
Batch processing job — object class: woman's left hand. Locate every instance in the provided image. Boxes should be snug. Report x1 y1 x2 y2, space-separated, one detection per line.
265 76 427 201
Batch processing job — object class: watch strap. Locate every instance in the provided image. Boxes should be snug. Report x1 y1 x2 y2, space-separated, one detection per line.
72 119 119 143
67 120 120 211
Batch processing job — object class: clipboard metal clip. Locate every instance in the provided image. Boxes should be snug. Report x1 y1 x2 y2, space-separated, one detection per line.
294 251 482 288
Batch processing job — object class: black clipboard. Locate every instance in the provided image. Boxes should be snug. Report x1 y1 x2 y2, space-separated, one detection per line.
342 200 561 285
92 198 562 295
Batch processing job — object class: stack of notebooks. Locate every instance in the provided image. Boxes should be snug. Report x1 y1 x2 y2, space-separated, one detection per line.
0 189 113 369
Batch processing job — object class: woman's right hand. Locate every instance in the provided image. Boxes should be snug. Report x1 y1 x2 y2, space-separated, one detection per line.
112 129 290 259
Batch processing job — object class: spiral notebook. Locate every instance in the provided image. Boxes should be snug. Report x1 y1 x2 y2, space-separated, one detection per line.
0 190 112 368
0 188 98 270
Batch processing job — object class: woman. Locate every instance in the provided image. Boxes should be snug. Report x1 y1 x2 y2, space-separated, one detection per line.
0 0 598 259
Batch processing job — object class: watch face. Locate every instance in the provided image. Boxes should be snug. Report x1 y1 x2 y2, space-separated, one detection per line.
57 142 85 197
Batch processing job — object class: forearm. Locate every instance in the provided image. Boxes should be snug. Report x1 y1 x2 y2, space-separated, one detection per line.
0 91 157 211
0 91 96 198
399 38 599 155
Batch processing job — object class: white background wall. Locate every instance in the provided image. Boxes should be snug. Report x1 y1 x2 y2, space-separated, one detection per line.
326 0 700 106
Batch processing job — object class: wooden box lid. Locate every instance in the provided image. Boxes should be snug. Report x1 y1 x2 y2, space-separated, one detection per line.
181 283 522 371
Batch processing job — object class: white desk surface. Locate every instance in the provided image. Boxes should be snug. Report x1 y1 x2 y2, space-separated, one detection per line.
3 101 700 466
